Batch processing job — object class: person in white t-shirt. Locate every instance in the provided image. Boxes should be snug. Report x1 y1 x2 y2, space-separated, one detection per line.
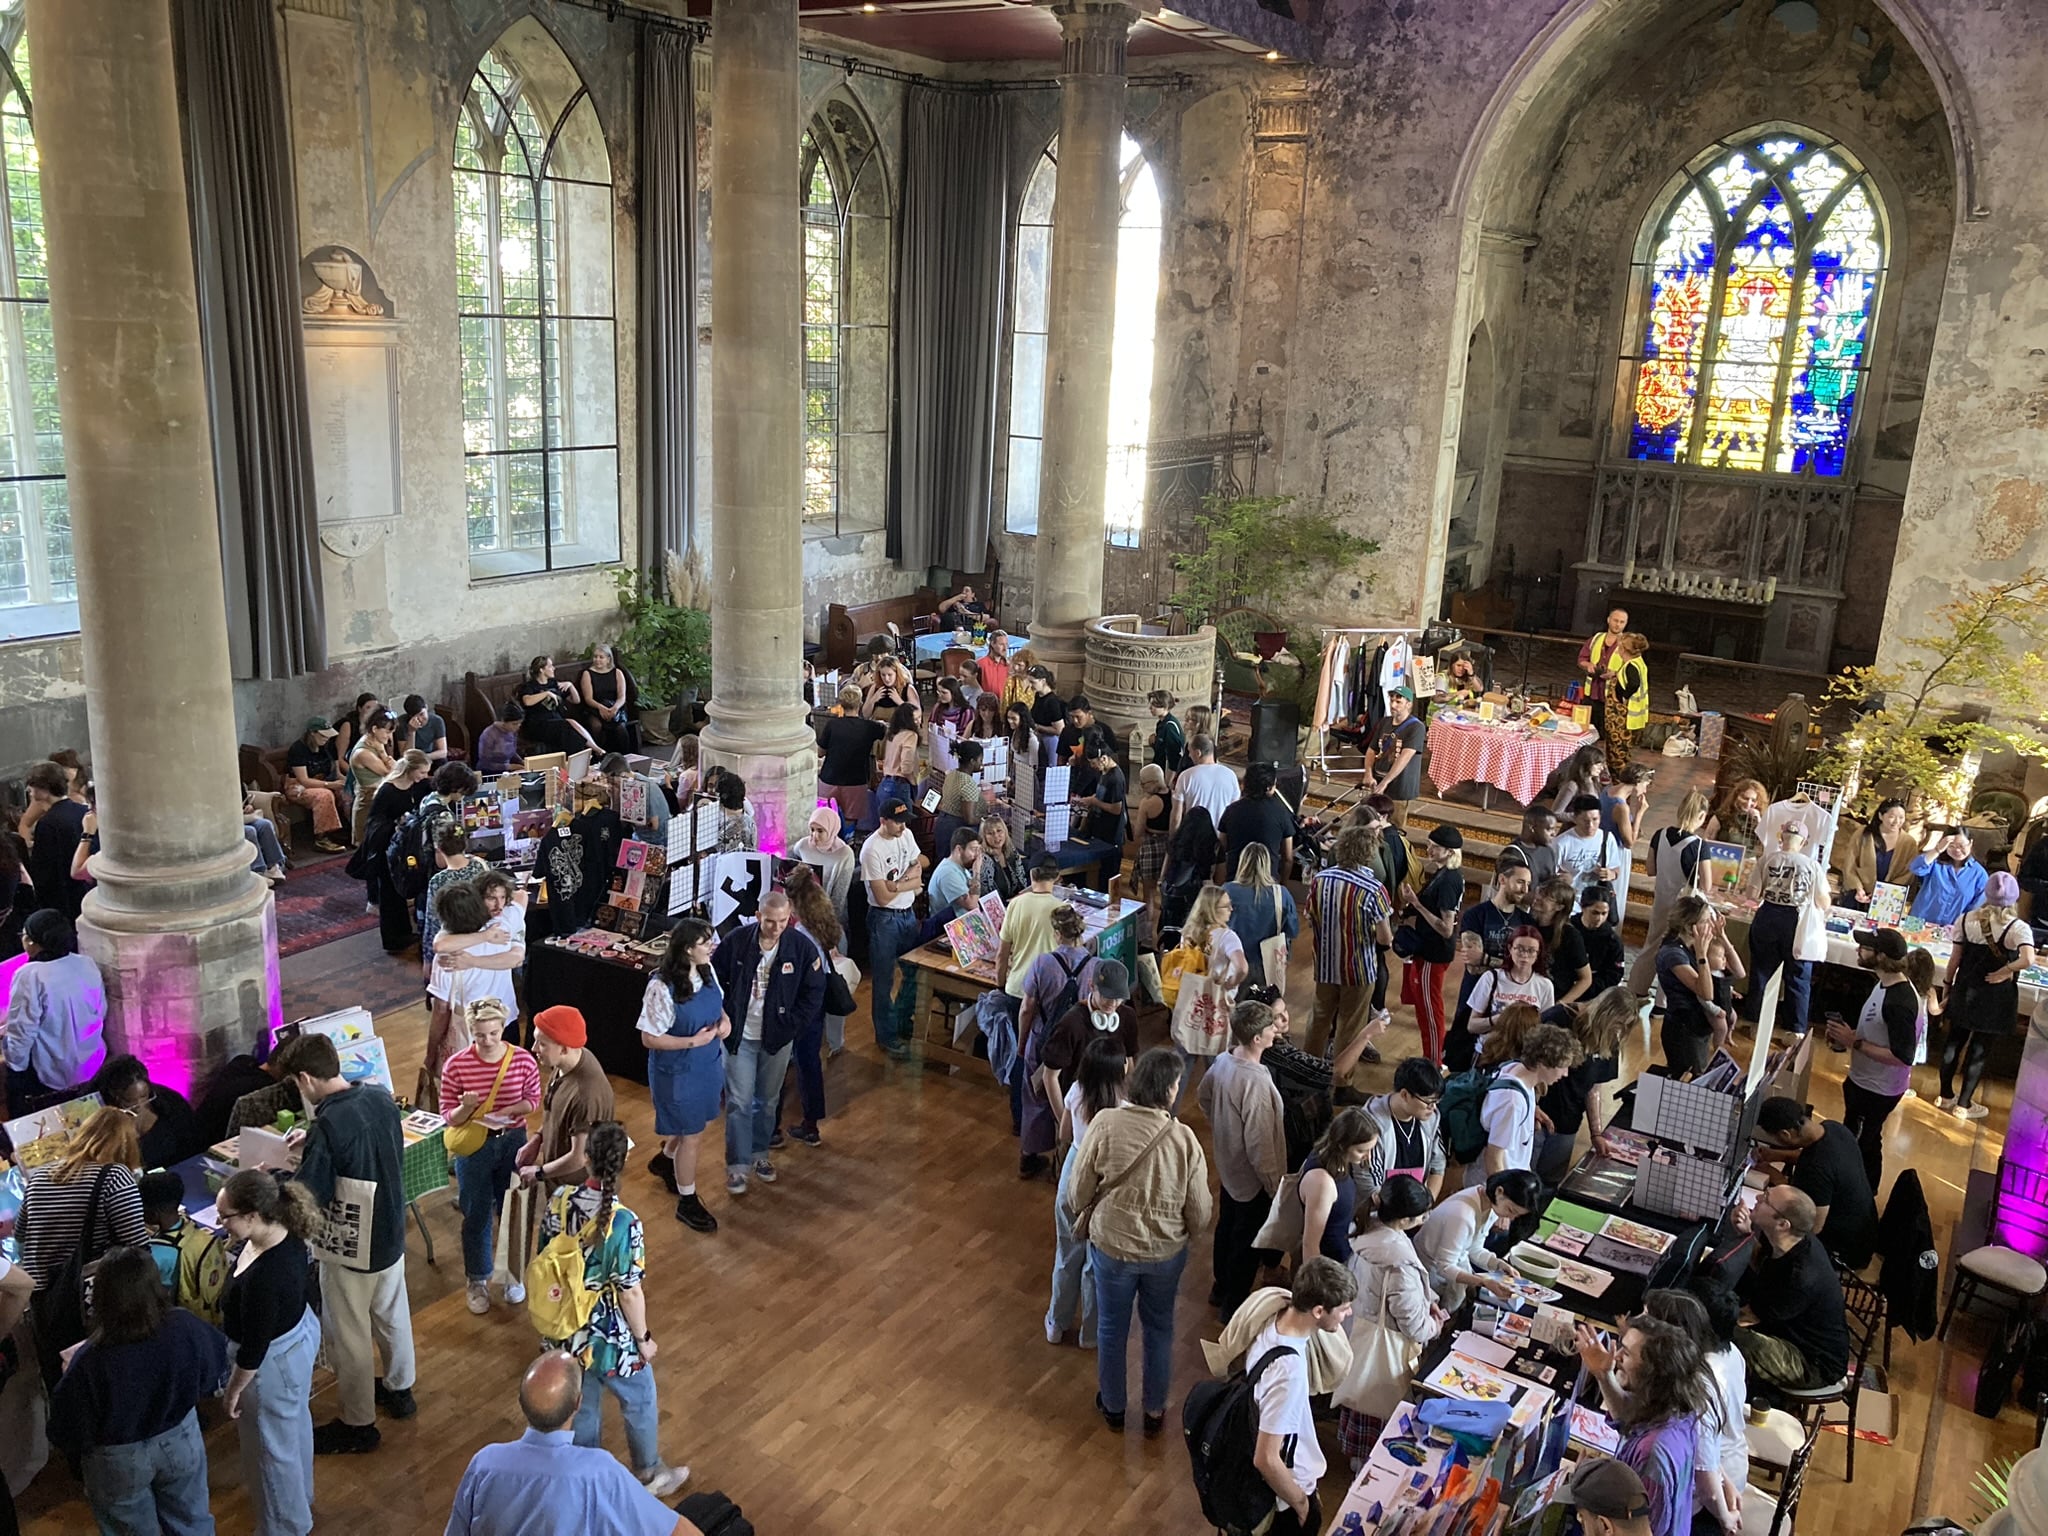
1170 734 1241 834
1476 1022 1577 1179
1552 794 1622 909
1247 1256 1357 1536
860 797 930 1060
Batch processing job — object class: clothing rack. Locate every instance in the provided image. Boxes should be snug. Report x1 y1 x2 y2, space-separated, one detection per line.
1306 626 1419 781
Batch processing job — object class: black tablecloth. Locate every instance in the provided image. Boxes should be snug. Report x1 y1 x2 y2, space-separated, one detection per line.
523 942 653 1085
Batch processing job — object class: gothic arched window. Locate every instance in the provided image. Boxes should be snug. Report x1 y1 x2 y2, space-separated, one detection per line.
1624 128 1885 477
1005 133 1163 543
801 130 840 528
0 2 73 640
454 30 618 579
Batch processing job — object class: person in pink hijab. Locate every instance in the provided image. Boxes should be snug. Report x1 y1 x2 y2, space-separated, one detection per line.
795 803 856 926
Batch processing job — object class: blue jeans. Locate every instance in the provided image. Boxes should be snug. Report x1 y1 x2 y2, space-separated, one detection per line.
724 1037 794 1171
82 1408 215 1536
1092 1243 1188 1416
875 775 915 831
1047 1146 1096 1345
573 1363 662 1477
236 1306 318 1536
866 905 922 1050
453 1128 526 1281
245 818 286 874
1742 901 1811 1035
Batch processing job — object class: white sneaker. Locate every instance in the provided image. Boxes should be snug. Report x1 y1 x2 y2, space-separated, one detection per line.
466 1282 490 1315
1936 1096 1958 1112
725 1169 748 1196
1958 1103 1990 1121
642 1464 690 1498
502 1281 526 1304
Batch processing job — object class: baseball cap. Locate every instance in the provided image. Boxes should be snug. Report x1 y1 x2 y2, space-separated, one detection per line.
1557 1458 1651 1521
1091 959 1131 1002
878 797 912 824
1029 852 1061 880
302 716 338 741
1851 927 1909 962
1429 825 1464 850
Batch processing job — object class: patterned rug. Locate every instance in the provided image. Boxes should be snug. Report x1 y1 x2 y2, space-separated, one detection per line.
274 854 379 957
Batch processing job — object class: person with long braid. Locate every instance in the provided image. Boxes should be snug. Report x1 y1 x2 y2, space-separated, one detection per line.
535 1121 690 1497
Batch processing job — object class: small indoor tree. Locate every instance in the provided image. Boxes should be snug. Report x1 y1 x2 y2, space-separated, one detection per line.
1171 493 1378 630
1816 570 2048 821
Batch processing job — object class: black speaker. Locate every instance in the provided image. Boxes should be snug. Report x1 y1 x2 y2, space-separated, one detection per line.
1249 699 1300 768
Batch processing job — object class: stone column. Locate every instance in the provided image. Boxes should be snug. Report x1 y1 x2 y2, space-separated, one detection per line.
1030 0 1137 690
700 0 816 854
28 0 278 1093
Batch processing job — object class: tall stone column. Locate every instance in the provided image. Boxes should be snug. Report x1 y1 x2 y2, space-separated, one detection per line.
700 0 816 852
1030 0 1137 690
28 0 277 1094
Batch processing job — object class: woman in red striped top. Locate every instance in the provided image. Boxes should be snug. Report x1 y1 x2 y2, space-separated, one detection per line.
438 997 543 1315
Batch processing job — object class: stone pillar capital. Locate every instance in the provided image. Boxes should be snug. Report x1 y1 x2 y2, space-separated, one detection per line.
1052 0 1137 76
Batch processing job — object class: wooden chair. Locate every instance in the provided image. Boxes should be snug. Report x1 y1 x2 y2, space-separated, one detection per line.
1742 1414 1821 1536
1824 1263 1887 1483
1938 1158 2048 1342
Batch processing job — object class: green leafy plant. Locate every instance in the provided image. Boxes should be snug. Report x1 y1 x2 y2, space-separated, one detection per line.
1816 571 2048 820
1722 729 1816 804
611 566 711 708
1971 1455 2017 1523
1171 493 1379 631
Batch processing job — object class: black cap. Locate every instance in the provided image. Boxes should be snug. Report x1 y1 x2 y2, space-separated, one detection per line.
1852 927 1907 962
1557 1458 1651 1521
878 797 911 823
1029 852 1061 880
1429 825 1464 850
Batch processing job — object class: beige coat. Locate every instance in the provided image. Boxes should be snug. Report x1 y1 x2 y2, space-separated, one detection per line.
1833 826 1923 901
1066 1104 1213 1263
1202 1285 1353 1394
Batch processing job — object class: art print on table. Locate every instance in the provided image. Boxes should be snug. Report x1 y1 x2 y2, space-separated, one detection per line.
1598 1214 1678 1254
1553 1257 1616 1297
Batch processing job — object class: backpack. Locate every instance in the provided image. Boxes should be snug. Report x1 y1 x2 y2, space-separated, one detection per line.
1019 952 1088 1104
525 1189 607 1348
1439 1063 1534 1166
174 1222 231 1327
387 804 439 901
1183 1344 1297 1535
676 1492 754 1536
1158 940 1204 1007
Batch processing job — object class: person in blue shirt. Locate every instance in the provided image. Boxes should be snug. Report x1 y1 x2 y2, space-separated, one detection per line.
924 825 983 930
1908 828 1988 927
446 1351 696 1536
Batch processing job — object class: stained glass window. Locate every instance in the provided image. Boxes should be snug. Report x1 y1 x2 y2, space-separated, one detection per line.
801 132 840 529
1004 133 1163 543
1625 129 1886 477
455 35 618 580
0 2 74 640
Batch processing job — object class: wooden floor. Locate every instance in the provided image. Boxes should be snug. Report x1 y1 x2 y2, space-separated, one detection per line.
19 862 2040 1532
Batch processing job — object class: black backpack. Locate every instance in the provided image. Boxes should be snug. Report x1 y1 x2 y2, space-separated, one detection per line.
386 803 442 901
35 1164 116 1355
1019 952 1088 1105
1979 1316 2034 1418
1183 1344 1295 1536
676 1491 753 1536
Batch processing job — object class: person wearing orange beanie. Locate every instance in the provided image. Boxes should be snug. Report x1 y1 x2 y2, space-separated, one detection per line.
518 1005 613 1193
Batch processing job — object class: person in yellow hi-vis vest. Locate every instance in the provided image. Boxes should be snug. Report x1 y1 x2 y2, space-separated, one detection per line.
1603 633 1651 778
1576 605 1629 735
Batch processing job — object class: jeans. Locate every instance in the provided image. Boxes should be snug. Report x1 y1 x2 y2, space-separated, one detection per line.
454 1128 526 1281
573 1364 663 1477
1046 1146 1096 1346
876 775 915 830
1839 1078 1903 1193
1092 1243 1189 1417
81 1408 215 1536
236 1307 319 1536
1533 1125 1580 1185
724 1037 794 1171
245 817 286 874
866 906 922 1050
1741 902 1810 1034
1940 1026 1992 1107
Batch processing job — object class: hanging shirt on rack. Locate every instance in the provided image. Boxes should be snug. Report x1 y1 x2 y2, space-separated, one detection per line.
1760 798 1831 852
1378 636 1414 714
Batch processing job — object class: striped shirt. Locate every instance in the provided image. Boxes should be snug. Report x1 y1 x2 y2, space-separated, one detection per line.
1305 866 1392 988
438 1045 543 1129
18 1162 151 1288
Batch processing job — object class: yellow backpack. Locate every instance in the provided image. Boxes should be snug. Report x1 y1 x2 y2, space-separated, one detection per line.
1158 940 1205 1007
524 1189 608 1349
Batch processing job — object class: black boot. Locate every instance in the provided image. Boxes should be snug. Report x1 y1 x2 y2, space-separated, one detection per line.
675 1192 718 1233
648 1152 677 1195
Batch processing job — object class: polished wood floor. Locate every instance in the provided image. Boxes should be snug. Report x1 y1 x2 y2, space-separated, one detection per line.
20 883 2038 1533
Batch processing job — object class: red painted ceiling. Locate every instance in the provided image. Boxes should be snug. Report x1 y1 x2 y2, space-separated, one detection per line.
681 2 1287 65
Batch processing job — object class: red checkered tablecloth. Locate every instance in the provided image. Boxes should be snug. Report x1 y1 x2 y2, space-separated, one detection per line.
1425 717 1589 807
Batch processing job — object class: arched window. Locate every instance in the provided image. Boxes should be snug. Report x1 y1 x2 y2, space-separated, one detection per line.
0 1 73 640
801 130 840 528
1623 128 1886 477
1005 133 1163 544
454 28 618 579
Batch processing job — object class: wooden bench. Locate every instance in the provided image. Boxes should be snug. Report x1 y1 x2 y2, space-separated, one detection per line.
821 590 939 672
460 660 593 756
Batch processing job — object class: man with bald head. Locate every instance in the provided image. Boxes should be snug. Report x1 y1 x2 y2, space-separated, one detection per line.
711 888 827 1198
446 1352 700 1535
1730 1183 1850 1392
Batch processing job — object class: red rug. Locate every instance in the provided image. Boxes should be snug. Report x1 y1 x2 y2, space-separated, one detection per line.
274 855 378 957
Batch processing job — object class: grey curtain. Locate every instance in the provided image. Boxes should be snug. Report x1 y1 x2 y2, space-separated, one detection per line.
177 0 326 680
639 25 698 572
889 90 1009 573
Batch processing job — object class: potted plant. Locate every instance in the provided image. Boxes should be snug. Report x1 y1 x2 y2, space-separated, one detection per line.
1171 492 1378 633
612 565 711 745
